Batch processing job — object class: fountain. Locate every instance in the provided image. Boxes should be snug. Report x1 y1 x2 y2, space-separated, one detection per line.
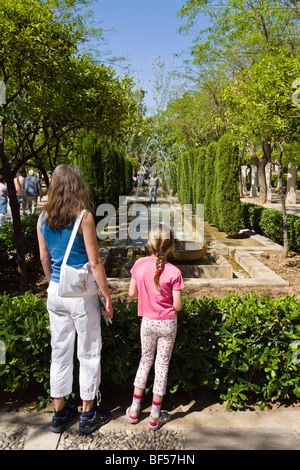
99 133 289 288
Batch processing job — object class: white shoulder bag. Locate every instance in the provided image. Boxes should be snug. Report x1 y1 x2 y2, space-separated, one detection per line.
58 210 98 298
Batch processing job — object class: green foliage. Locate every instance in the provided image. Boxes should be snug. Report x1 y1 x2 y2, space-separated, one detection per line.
215 135 241 236
193 146 206 207
176 135 240 236
176 293 300 410
204 142 217 223
241 202 300 252
0 213 39 275
75 134 133 209
101 299 141 384
1 291 300 411
124 158 133 195
177 148 195 205
0 293 50 398
272 173 300 190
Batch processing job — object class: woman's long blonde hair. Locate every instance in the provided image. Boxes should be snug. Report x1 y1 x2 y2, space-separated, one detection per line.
44 164 91 230
147 224 174 291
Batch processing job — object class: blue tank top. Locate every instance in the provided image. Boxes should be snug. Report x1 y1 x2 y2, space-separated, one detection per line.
40 211 89 283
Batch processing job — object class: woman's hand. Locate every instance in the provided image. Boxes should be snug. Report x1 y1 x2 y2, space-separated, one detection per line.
102 297 113 320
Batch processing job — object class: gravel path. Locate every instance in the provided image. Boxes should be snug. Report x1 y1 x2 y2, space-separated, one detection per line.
0 426 184 451
57 427 184 451
0 429 28 450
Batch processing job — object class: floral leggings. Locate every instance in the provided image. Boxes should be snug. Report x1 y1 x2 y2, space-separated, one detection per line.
134 316 177 396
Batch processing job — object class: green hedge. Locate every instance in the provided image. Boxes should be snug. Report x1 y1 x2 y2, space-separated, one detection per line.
241 202 300 252
272 173 300 190
177 135 241 236
0 293 50 406
0 213 39 276
214 135 241 236
75 134 133 209
1 292 300 410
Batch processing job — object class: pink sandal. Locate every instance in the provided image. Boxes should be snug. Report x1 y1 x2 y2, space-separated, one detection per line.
149 410 171 430
126 407 139 424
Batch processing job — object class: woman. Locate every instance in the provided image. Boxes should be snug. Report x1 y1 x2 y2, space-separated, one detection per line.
37 164 113 434
0 174 8 226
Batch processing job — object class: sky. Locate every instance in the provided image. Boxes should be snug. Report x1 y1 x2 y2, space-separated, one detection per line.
85 0 196 115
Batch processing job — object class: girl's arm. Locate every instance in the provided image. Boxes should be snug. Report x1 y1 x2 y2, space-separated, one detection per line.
129 277 138 298
172 290 182 312
37 213 52 283
81 211 113 319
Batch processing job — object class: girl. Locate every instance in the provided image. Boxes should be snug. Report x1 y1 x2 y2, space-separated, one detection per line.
127 224 184 430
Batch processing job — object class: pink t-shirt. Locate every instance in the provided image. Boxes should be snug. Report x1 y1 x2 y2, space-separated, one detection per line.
130 256 184 320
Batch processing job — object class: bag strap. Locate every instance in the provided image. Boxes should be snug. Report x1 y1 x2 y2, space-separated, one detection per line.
61 210 87 267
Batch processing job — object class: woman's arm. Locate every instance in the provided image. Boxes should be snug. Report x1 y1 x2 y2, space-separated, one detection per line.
37 213 52 283
172 290 182 312
81 212 113 319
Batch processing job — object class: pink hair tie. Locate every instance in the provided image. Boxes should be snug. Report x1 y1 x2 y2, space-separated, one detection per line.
155 270 161 276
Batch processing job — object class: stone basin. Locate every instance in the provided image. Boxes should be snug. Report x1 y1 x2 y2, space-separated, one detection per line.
168 242 208 261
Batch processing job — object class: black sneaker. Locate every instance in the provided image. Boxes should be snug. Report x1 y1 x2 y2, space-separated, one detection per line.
50 403 78 433
79 408 110 434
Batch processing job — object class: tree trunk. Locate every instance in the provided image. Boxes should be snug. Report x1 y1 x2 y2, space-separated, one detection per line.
248 143 269 204
5 168 27 291
259 141 274 204
239 148 245 197
278 145 289 258
257 156 268 204
0 123 27 292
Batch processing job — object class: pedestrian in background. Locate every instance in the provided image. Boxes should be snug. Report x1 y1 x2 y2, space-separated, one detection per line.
23 169 42 214
149 171 159 203
14 169 27 216
0 174 8 226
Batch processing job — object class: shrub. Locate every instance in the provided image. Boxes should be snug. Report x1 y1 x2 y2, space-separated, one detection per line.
204 142 217 223
241 202 300 252
75 134 132 209
124 158 133 195
259 208 284 244
174 293 300 409
193 146 207 208
215 134 241 236
0 293 50 397
176 148 195 205
0 213 39 275
1 292 300 411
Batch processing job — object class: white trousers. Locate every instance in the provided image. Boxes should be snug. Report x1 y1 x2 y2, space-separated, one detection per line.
47 281 102 402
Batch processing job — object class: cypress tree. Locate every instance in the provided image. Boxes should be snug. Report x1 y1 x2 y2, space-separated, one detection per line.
215 134 241 236
193 146 207 207
210 142 220 227
75 133 104 209
204 142 218 223
125 157 133 194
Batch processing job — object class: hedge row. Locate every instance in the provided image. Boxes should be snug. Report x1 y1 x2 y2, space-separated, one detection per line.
241 202 300 252
75 134 133 209
1 292 300 410
0 213 39 277
176 134 241 236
